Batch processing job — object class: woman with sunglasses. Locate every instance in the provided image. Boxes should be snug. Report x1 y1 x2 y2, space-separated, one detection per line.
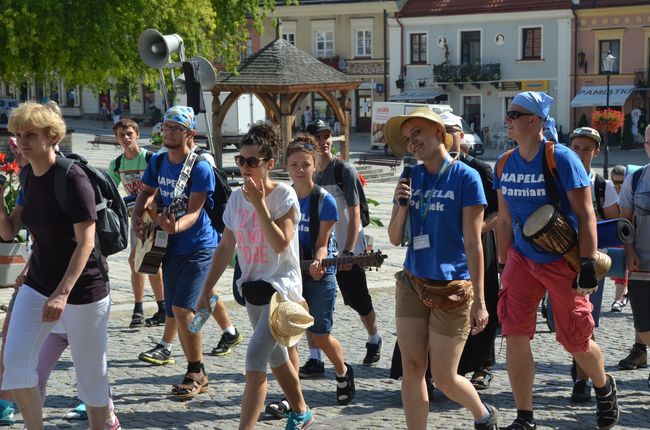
384 107 497 430
197 122 313 430
265 136 354 418
1 102 113 430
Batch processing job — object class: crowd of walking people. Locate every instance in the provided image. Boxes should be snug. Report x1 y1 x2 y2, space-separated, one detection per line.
0 89 648 429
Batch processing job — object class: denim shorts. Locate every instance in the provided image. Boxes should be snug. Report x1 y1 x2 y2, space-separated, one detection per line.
162 248 215 317
302 274 337 335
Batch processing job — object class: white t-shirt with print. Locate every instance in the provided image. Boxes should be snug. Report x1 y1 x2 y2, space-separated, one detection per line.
223 182 303 302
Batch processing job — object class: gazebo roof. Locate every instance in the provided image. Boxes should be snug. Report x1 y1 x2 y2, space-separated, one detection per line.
214 38 361 93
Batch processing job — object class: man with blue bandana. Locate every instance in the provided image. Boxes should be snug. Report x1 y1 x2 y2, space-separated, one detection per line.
494 92 619 429
131 106 239 398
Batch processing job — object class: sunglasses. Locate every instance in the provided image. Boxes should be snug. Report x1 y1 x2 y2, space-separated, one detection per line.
612 180 624 185
162 124 187 133
506 111 535 120
289 141 315 150
444 126 463 134
234 155 269 168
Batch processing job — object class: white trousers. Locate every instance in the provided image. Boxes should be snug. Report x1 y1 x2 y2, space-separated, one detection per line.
2 285 111 407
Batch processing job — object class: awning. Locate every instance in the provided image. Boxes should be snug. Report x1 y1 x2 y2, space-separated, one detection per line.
390 88 445 102
570 85 636 108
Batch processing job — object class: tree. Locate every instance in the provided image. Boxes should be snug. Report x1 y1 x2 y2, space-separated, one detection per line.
0 0 296 88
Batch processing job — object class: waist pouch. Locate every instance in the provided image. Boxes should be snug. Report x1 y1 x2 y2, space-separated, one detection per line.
241 280 276 306
404 269 473 310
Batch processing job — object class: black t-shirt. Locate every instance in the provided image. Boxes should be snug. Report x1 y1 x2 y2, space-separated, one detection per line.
21 163 108 304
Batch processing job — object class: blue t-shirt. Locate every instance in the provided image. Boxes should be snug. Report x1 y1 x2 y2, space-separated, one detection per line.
404 161 486 280
298 190 338 275
142 152 218 255
493 142 590 263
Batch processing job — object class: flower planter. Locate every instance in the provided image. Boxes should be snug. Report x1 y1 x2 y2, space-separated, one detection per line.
0 242 29 287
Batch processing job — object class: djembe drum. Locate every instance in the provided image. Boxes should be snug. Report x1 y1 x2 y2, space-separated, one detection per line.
523 204 611 280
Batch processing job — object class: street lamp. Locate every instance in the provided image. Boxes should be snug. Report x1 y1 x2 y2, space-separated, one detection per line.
602 50 616 179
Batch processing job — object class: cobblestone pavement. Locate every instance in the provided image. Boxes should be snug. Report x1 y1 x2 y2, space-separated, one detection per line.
1 125 648 429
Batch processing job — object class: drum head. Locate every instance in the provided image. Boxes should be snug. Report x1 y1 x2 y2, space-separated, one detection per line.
523 205 557 238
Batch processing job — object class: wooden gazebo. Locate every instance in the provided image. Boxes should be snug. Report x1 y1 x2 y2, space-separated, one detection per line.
210 38 361 167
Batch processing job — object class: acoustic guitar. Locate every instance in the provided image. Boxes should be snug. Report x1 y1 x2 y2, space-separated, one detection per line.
300 250 387 272
134 199 185 274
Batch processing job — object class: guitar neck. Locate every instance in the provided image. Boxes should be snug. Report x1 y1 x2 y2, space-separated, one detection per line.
300 255 358 271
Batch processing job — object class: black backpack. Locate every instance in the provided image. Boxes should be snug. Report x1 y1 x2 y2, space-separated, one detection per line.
155 148 231 233
113 150 153 176
19 154 129 258
593 172 606 219
332 159 370 227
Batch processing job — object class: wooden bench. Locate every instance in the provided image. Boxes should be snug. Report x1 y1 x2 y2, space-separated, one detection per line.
88 135 119 150
356 153 402 173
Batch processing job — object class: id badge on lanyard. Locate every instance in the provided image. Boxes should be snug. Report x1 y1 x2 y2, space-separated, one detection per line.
415 154 454 251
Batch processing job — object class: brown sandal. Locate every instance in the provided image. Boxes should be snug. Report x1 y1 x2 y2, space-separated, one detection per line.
173 372 209 399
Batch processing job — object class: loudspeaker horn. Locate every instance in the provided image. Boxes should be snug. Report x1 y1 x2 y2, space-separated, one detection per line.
188 56 217 91
138 28 185 68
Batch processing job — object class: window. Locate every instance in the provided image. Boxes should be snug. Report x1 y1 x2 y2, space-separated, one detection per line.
282 33 295 45
239 39 253 61
410 33 427 64
522 27 542 60
355 30 372 57
599 40 620 74
460 31 481 65
315 31 334 58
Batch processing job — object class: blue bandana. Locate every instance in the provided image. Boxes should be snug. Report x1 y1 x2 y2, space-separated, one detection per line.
512 91 558 142
163 105 196 130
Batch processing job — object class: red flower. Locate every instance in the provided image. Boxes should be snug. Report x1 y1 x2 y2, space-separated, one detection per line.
1 162 19 175
0 153 6 164
591 109 624 134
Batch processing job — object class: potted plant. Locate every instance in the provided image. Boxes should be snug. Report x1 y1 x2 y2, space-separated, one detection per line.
0 152 29 287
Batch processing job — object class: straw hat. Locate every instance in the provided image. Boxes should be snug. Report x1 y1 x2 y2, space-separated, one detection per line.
269 293 314 347
384 107 453 157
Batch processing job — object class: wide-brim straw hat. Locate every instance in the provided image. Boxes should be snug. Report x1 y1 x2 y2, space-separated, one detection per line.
384 107 453 157
269 292 314 348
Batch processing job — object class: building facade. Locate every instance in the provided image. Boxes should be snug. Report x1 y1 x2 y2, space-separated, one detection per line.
262 0 398 132
571 0 650 148
390 1 574 140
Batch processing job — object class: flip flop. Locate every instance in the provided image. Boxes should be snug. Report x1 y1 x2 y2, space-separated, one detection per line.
265 398 291 419
470 369 493 391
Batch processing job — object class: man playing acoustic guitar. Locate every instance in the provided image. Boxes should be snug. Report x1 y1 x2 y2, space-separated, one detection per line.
132 106 238 398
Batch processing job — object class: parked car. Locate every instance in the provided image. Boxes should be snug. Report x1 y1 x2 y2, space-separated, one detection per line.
0 98 19 123
461 118 484 156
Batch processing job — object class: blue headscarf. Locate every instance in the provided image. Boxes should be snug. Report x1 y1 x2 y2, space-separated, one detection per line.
512 91 558 142
163 105 196 130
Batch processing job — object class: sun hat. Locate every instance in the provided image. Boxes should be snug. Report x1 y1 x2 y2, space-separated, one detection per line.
384 107 453 157
439 112 463 131
269 293 314 348
306 120 331 136
570 127 601 148
163 105 196 130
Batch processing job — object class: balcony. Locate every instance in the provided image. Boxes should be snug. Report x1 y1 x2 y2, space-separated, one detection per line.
432 63 501 89
634 69 649 88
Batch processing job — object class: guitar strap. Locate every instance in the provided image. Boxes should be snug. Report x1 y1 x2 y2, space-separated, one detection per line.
173 147 199 199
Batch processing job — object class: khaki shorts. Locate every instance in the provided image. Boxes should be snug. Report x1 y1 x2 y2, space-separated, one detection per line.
394 270 471 338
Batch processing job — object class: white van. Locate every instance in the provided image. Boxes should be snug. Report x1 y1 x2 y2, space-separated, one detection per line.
370 102 483 156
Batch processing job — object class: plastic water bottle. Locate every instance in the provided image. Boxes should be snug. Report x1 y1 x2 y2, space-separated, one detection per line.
188 295 219 334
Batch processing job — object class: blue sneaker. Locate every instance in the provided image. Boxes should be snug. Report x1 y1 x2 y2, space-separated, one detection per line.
285 407 314 430
0 399 15 426
63 402 88 420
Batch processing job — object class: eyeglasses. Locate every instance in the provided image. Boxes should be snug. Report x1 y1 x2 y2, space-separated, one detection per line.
162 124 187 133
234 155 269 168
506 111 535 120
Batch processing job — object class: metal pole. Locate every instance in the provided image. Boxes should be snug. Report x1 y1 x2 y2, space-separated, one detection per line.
159 69 169 111
604 73 610 180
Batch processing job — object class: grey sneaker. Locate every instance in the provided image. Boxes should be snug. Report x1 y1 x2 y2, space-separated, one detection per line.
504 418 536 429
129 312 145 328
474 404 498 430
211 329 243 356
596 374 619 429
138 343 174 365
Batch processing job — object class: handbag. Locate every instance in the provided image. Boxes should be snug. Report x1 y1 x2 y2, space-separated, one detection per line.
403 270 473 310
241 280 276 306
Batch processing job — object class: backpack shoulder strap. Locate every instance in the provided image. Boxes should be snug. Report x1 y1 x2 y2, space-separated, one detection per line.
144 150 153 164
53 157 76 218
333 159 344 189
632 167 644 196
495 149 515 179
113 154 123 175
154 151 166 174
594 172 606 218
541 141 561 205
544 141 559 179
308 184 325 256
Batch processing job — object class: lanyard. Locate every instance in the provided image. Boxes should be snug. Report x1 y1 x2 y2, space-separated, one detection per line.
418 154 454 228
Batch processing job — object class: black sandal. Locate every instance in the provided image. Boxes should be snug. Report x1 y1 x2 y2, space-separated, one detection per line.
265 398 291 419
470 369 493 390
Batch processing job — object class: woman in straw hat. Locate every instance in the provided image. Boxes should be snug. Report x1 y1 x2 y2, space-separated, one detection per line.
385 107 498 429
197 122 314 430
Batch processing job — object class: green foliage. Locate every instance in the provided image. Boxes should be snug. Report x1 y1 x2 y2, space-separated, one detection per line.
0 0 297 88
